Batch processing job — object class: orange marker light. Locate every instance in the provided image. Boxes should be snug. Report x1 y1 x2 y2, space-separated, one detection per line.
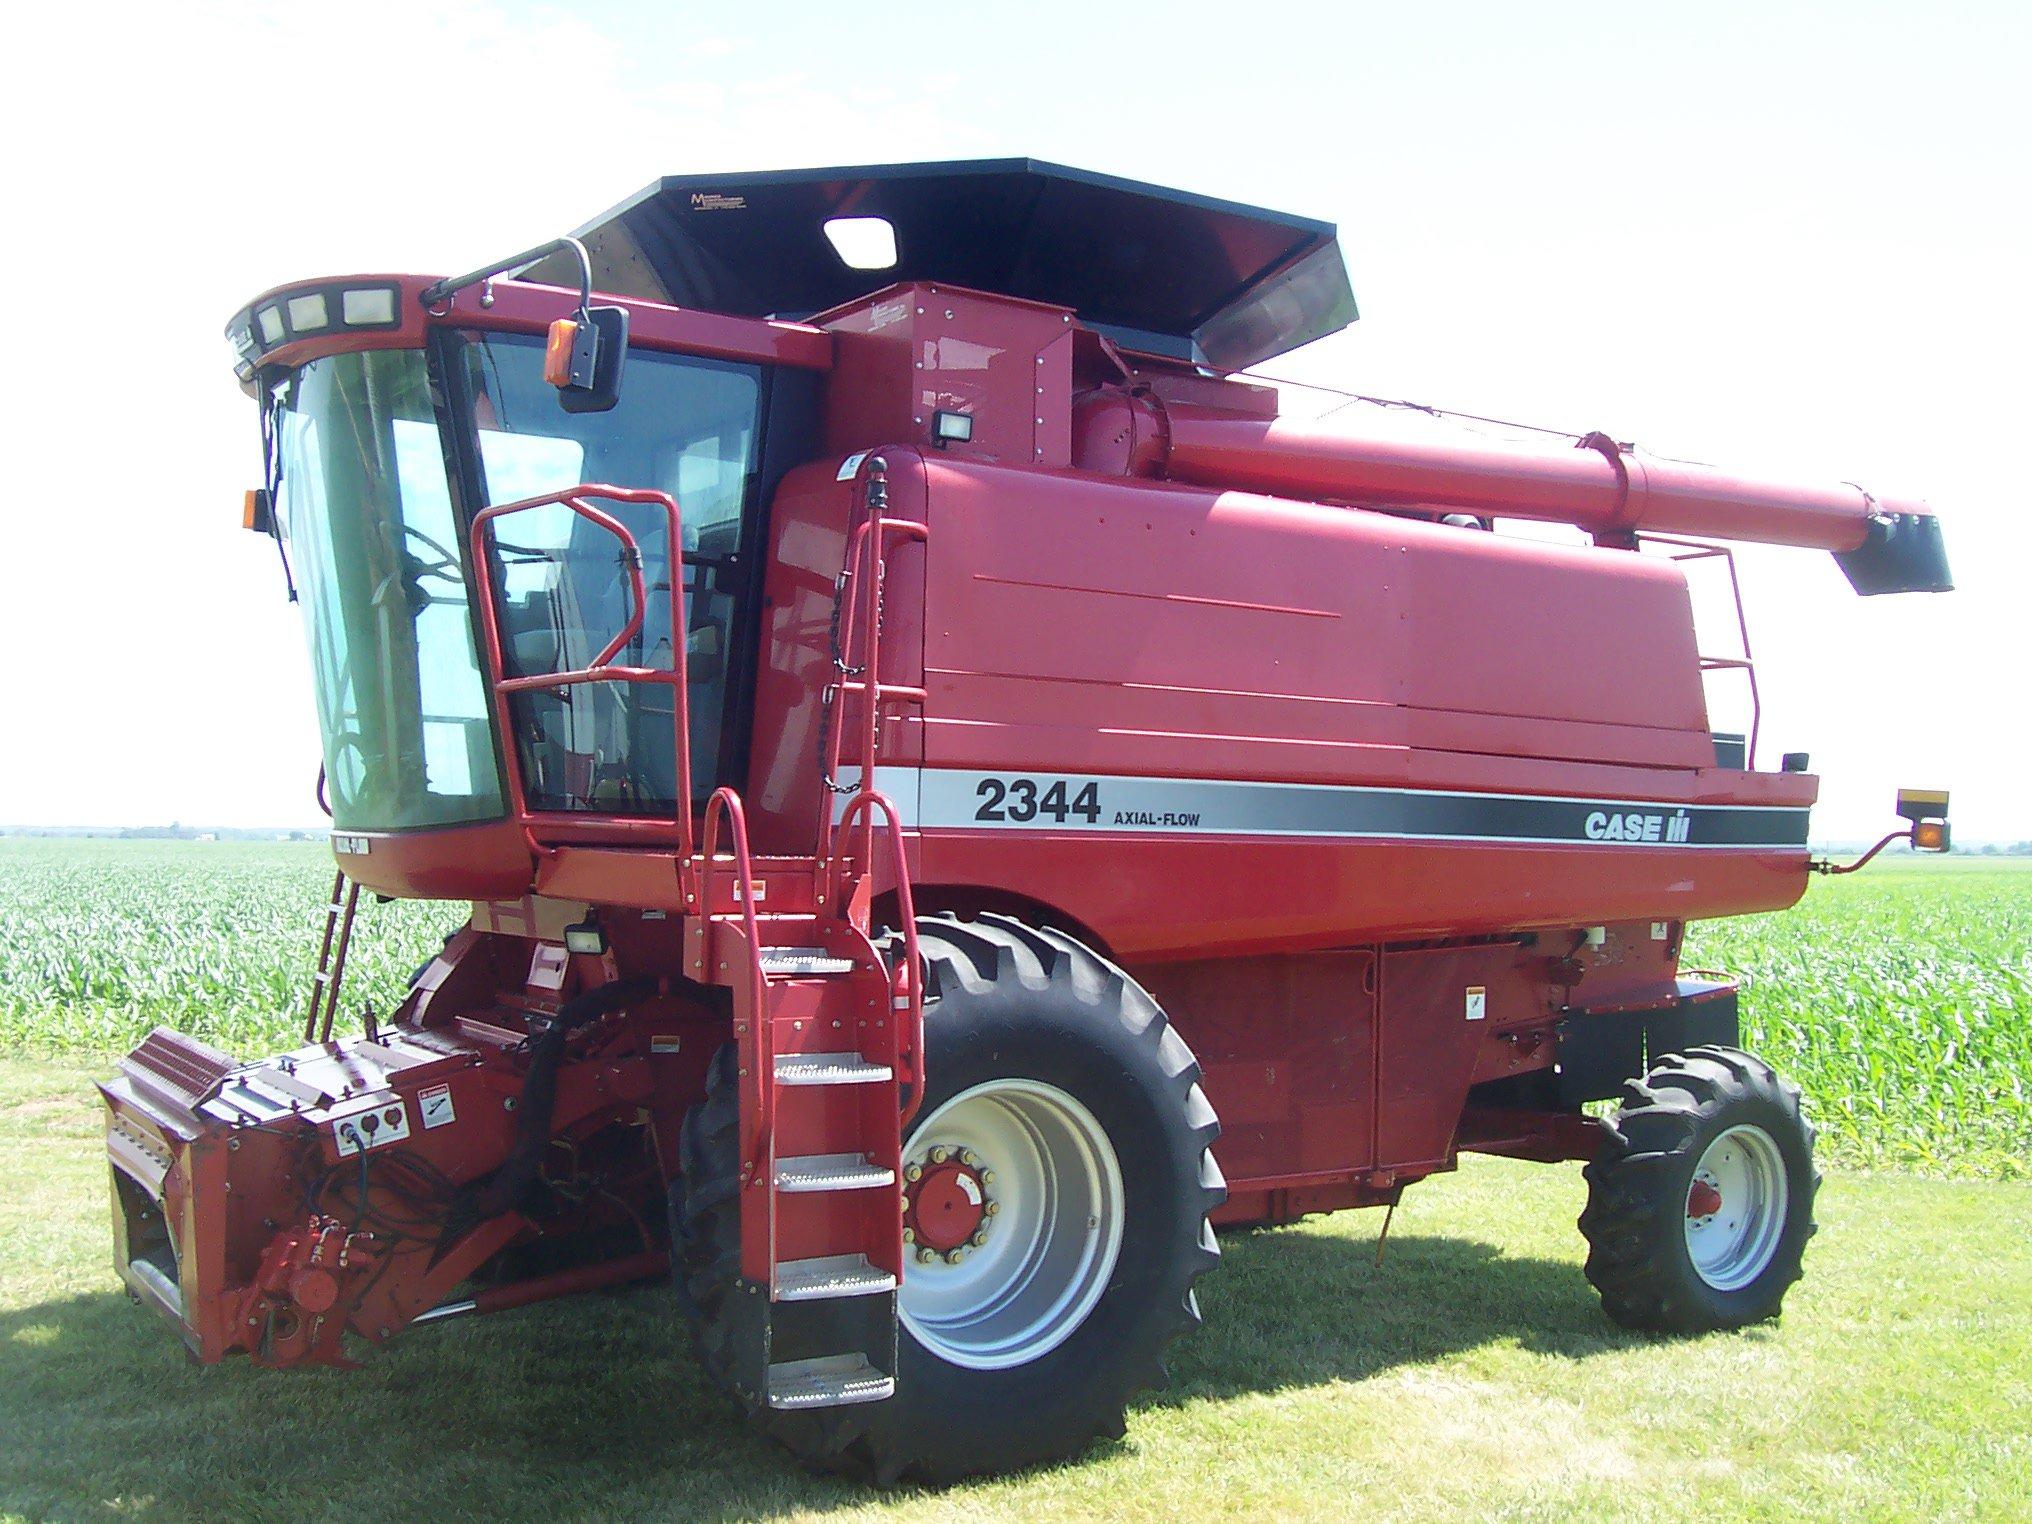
543 318 580 387
1912 820 1949 852
242 489 261 530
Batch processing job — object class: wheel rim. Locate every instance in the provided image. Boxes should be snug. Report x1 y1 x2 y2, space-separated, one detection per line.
898 1078 1125 1370
1683 1123 1789 1292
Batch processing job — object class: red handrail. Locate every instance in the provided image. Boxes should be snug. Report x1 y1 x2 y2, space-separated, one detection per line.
466 483 692 858
814 501 929 872
836 790 927 1125
1641 531 1762 769
699 786 777 1271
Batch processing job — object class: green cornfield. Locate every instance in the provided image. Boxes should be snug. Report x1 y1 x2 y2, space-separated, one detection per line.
1 839 2026 1178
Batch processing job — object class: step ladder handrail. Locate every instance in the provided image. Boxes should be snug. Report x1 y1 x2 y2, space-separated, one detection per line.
834 789 927 1126
699 784 779 1274
815 457 930 873
466 482 694 861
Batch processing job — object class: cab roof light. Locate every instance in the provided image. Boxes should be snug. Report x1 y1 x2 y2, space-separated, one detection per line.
256 306 285 345
286 292 330 333
823 215 899 271
228 321 259 380
341 286 398 326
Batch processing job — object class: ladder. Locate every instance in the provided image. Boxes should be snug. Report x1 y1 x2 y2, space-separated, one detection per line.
693 454 929 1411
303 870 360 1045
692 789 922 1411
465 465 930 1411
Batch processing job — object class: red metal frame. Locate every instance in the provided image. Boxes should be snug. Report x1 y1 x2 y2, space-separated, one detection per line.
813 496 931 872
231 273 833 384
1813 826 1917 875
697 785 784 1285
837 789 927 1125
811 460 930 1116
1640 531 1762 768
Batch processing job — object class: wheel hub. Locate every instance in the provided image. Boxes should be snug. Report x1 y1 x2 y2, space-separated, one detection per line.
1686 1176 1724 1221
896 1079 1125 1370
904 1149 994 1254
1682 1124 1789 1291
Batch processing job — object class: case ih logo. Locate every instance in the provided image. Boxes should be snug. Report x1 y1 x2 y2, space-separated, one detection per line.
1584 809 1693 844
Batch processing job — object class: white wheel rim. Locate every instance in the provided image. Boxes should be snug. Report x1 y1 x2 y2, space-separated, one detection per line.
1683 1123 1789 1292
898 1079 1125 1371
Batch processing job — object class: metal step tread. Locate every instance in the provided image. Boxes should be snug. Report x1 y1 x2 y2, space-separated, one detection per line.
775 1152 895 1193
767 1353 895 1410
775 1253 898 1302
774 1052 893 1086
759 946 858 976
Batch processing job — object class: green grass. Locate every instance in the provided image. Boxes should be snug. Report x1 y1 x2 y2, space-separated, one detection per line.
2 843 2029 1517
2 1059 2027 1522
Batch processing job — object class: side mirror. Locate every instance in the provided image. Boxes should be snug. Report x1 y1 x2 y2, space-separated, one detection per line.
543 305 630 414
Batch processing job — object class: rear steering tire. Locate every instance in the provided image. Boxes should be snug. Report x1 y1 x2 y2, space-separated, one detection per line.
1580 1044 1819 1333
674 912 1224 1483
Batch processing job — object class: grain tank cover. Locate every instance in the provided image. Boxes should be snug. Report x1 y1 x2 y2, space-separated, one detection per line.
535 158 1358 369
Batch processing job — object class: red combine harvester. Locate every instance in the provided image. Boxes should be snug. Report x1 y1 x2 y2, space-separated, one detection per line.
102 160 1952 1481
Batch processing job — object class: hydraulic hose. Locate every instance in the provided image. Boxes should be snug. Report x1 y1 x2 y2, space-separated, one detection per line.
464 976 656 1222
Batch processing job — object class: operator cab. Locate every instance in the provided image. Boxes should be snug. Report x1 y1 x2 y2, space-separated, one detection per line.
263 329 779 835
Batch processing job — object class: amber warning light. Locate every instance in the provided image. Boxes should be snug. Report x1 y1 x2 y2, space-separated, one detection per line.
1813 788 1951 875
1897 789 1951 853
542 306 629 413
543 317 582 387
241 488 273 535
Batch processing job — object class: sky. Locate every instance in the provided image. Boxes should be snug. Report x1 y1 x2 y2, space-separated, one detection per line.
1 0 2025 840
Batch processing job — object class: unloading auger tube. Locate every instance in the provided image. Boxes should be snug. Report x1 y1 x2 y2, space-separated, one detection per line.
1071 386 1951 594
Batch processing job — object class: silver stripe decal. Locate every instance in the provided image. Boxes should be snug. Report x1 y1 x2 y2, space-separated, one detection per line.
838 767 1810 849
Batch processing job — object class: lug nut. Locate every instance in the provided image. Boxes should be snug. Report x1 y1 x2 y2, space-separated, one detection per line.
904 1163 922 1182
944 1249 965 1265
985 1201 1001 1216
970 1230 989 1247
916 1247 936 1265
902 1227 916 1244
929 1146 950 1165
980 1170 996 1185
960 1149 983 1169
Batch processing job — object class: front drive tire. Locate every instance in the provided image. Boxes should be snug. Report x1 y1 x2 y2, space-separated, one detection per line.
1580 1044 1819 1333
676 913 1225 1483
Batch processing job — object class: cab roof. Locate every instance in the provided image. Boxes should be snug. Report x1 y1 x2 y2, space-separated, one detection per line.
526 158 1357 370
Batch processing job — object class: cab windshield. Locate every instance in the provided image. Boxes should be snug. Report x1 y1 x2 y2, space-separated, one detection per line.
269 334 765 833
272 350 504 831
